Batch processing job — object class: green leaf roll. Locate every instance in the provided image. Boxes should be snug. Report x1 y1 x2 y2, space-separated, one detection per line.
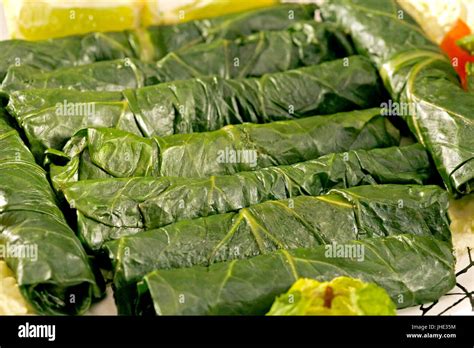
149 21 353 82
123 55 382 137
49 108 400 189
107 184 451 314
0 4 318 80
0 31 142 81
133 234 455 315
5 56 383 160
63 144 433 250
1 22 353 92
321 0 474 194
0 110 103 315
4 89 143 159
1 60 147 92
146 3 318 59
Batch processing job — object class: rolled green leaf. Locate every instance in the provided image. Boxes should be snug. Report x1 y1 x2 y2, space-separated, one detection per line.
124 55 383 137
0 31 141 81
0 111 103 315
1 60 147 92
321 0 438 70
1 22 353 93
64 144 433 249
147 3 318 59
49 108 400 189
400 56 474 195
321 0 474 195
145 21 353 83
0 4 318 82
133 234 455 315
4 89 143 159
6 55 383 160
107 184 451 314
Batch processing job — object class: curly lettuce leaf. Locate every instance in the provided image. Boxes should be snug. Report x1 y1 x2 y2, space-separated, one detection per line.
267 277 396 316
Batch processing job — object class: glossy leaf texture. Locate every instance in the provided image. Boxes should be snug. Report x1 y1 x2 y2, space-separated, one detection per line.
146 3 318 59
64 144 433 250
4 55 383 161
49 108 400 189
133 234 455 315
146 21 353 82
0 31 142 81
123 55 383 137
1 22 354 93
321 0 474 195
1 60 148 92
401 57 474 195
0 110 103 315
0 4 317 81
107 184 451 313
3 90 143 161
107 184 450 311
0 4 316 85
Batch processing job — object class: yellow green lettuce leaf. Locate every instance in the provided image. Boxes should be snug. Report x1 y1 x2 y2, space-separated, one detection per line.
267 277 396 316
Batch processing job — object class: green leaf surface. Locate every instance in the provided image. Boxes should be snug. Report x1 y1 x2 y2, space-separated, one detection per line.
320 0 474 195
0 31 141 81
124 55 383 137
467 63 474 92
1 59 146 92
50 108 400 188
63 144 433 250
146 4 318 59
134 234 455 315
148 21 353 82
107 184 451 314
0 110 103 315
0 22 353 93
6 56 384 161
0 4 318 80
5 89 143 161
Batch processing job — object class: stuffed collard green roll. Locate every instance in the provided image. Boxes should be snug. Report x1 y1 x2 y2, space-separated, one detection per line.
149 21 353 82
123 55 382 137
49 108 400 190
321 0 474 195
0 110 103 315
105 184 451 314
1 60 146 93
4 89 143 160
0 4 318 80
5 56 383 160
0 31 142 81
1 22 353 92
146 3 318 59
63 144 433 251
134 234 455 315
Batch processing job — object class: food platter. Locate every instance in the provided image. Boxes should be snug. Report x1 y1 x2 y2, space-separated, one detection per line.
0 0 473 318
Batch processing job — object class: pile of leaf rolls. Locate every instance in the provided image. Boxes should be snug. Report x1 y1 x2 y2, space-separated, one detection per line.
0 0 472 315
